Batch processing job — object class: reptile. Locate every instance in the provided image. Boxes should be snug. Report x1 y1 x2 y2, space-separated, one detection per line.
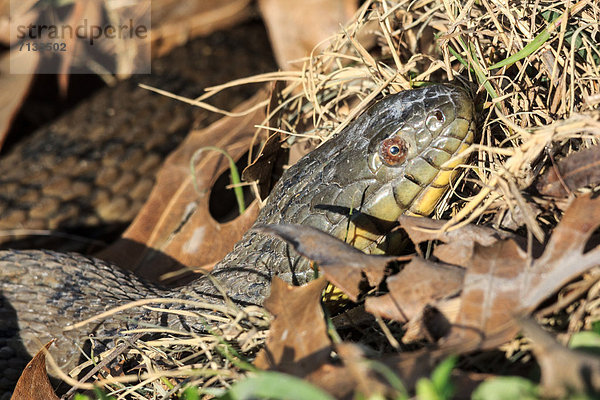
0 84 475 394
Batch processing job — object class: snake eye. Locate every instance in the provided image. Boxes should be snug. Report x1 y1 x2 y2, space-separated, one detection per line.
379 136 408 166
425 109 445 133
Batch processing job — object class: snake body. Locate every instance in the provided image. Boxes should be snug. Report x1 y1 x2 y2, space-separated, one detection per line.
0 84 474 392
0 22 274 253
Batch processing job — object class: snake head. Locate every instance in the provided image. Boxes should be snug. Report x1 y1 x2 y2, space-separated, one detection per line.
307 84 475 250
262 84 475 254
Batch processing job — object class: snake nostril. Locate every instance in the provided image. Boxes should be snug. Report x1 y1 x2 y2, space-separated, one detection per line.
425 109 445 132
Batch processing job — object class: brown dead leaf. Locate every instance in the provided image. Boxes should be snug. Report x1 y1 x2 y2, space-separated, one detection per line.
379 194 600 371
0 0 38 45
151 0 253 56
537 145 600 197
255 276 331 374
254 224 396 301
57 0 104 94
0 50 38 150
441 239 528 350
11 341 59 400
519 317 600 397
258 0 358 68
97 92 267 282
365 257 464 323
334 343 390 398
399 215 513 266
242 133 286 201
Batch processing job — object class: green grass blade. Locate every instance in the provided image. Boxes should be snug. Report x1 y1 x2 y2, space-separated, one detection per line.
365 360 409 399
454 37 498 100
190 146 246 215
488 14 562 70
430 355 456 398
221 371 335 400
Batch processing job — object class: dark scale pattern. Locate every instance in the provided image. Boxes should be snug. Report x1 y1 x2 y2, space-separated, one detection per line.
0 84 475 394
0 21 276 252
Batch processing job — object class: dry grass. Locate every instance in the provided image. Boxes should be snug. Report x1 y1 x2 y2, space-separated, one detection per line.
80 0 600 397
61 301 269 398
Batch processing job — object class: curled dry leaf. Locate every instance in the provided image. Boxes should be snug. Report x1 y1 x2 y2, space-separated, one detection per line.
242 133 285 200
254 224 396 301
11 341 59 400
255 277 388 398
365 257 464 323
255 276 331 374
443 193 600 351
98 92 267 282
378 194 600 386
0 50 38 150
537 145 600 197
259 194 600 386
242 80 288 201
151 0 253 56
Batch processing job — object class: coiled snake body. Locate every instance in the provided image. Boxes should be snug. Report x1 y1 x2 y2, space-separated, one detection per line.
0 84 474 392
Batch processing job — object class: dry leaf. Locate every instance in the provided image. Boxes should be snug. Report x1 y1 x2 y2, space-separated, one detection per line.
98 92 267 282
242 80 288 201
0 50 38 150
365 257 464 323
441 239 528 350
255 276 331 374
254 224 395 301
258 0 358 68
334 343 389 398
255 277 387 398
11 341 59 400
57 0 104 94
242 133 286 201
537 145 600 197
0 0 38 45
398 215 513 266
259 195 600 363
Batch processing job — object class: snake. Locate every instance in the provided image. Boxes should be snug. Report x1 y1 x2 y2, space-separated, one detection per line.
0 84 475 394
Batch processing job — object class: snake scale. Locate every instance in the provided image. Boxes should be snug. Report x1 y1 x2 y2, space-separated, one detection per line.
0 83 474 395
